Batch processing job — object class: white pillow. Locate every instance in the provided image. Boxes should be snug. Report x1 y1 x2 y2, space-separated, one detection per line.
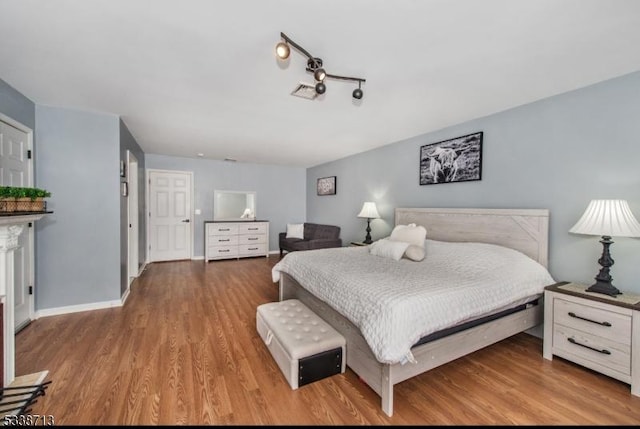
389 223 427 248
369 238 410 261
403 244 425 262
286 223 304 239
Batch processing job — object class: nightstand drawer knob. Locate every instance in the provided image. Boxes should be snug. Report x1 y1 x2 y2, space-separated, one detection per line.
568 311 612 327
567 337 611 355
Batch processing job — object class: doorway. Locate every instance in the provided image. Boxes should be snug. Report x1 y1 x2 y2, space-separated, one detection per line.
127 151 139 284
146 169 193 262
0 114 34 332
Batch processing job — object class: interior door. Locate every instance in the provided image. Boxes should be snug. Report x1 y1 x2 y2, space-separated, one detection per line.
148 169 192 262
127 151 139 284
0 119 33 332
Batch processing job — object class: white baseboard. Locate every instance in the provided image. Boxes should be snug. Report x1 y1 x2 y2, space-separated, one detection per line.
35 263 150 320
35 298 123 319
137 262 147 276
121 286 131 305
525 324 543 339
192 255 204 260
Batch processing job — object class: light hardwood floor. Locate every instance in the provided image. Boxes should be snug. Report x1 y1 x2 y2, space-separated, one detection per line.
16 257 640 425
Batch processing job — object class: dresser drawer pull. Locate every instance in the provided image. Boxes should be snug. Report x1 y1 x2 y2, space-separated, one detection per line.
248 247 259 251
567 337 611 355
248 227 259 230
567 312 612 327
219 239 230 242
218 228 230 231
218 249 230 253
248 237 258 240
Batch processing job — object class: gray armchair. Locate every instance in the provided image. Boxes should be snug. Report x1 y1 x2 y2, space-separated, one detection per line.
279 223 342 257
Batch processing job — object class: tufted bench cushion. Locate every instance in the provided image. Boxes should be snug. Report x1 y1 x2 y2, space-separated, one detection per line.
256 299 346 389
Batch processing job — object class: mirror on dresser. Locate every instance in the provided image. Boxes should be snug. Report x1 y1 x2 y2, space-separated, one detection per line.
208 190 268 261
213 190 256 220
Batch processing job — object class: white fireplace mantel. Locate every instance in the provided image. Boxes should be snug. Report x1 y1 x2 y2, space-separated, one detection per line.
0 213 46 227
0 213 46 386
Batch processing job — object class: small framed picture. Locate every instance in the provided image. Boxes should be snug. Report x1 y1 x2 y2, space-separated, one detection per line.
121 181 128 197
317 176 337 196
120 160 126 178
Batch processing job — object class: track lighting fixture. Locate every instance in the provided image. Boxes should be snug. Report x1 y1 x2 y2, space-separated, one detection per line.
275 32 366 100
353 81 363 100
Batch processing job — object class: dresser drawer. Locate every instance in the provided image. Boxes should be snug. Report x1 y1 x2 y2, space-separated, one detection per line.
238 234 266 245
208 245 238 258
239 223 267 235
239 243 267 256
554 298 631 345
553 324 631 376
208 235 238 246
208 224 239 235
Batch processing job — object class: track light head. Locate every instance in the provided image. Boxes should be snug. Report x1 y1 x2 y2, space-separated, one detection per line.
315 82 326 94
353 81 363 99
275 41 290 59
314 68 326 82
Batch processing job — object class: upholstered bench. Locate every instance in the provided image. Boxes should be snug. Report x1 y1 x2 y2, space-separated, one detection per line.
256 299 346 389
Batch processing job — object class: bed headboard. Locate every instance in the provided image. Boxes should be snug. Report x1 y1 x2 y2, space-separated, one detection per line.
395 208 549 267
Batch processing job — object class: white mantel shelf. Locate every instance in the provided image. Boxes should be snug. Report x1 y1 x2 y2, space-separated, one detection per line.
0 212 51 226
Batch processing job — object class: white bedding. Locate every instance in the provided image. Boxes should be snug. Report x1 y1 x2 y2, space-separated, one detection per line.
272 239 555 365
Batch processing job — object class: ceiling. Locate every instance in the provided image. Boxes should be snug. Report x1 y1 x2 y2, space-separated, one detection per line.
1 0 639 168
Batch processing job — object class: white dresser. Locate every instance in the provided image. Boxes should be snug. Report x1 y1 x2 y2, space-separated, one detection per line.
205 221 269 261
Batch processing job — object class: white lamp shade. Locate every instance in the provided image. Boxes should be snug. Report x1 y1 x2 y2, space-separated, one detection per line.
569 199 640 237
357 202 380 219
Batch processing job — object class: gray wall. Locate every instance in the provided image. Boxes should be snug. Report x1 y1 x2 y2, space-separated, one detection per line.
308 71 640 294
119 119 146 296
0 78 35 130
35 105 121 308
146 154 306 256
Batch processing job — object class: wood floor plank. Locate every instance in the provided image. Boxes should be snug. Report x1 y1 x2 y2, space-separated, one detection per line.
14 257 640 425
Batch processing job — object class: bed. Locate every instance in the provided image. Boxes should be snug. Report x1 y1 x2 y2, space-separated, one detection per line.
272 208 554 416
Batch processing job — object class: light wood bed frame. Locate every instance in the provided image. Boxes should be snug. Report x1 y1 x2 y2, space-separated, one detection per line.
279 208 550 416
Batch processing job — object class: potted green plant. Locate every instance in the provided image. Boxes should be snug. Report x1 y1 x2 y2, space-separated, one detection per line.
29 188 51 212
2 187 20 212
0 186 15 212
14 187 31 212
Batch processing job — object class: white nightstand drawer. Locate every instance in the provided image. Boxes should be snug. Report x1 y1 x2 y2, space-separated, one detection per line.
553 325 631 376
208 224 239 235
554 298 631 345
239 223 267 235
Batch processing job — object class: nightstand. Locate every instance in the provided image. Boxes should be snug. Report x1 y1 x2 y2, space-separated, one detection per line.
349 241 368 247
543 282 640 396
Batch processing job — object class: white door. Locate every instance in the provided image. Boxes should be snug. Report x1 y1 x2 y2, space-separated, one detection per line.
127 151 139 284
148 169 192 262
0 119 33 332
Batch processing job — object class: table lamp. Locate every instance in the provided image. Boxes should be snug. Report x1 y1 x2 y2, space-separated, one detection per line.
357 202 380 244
569 199 640 296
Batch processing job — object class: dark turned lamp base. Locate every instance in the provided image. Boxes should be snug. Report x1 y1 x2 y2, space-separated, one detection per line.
363 218 373 244
586 281 621 297
586 235 621 297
